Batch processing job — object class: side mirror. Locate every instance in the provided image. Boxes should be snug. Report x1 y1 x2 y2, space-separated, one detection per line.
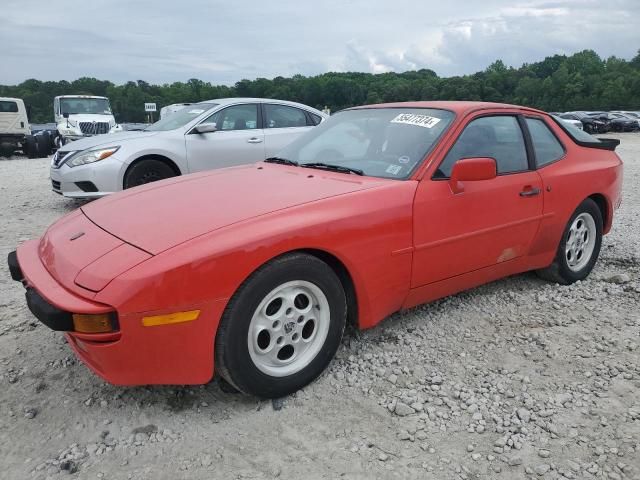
63 112 69 119
193 123 217 134
449 157 497 194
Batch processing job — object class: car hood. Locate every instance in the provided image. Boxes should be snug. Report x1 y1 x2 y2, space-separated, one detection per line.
81 164 389 255
58 130 161 153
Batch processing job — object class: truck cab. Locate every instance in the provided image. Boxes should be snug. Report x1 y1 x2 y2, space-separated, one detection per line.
0 97 40 157
54 95 122 147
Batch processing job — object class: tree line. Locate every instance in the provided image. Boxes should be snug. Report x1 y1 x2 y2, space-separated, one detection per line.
1 49 639 124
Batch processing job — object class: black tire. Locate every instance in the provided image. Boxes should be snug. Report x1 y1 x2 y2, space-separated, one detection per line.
36 133 50 157
123 159 176 189
536 198 603 285
215 253 347 398
24 135 38 158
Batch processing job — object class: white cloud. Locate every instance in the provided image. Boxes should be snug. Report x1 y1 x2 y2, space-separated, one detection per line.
0 0 638 84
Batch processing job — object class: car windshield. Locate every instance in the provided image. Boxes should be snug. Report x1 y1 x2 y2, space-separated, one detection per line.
277 108 455 179
145 104 218 131
60 98 112 115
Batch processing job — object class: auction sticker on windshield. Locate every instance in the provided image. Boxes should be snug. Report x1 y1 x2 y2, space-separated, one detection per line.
391 113 441 129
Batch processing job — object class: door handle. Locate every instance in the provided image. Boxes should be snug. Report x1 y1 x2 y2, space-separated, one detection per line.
247 137 263 144
519 187 541 197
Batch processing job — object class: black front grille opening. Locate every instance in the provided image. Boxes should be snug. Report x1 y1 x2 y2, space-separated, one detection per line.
51 180 61 190
75 181 98 193
79 122 110 135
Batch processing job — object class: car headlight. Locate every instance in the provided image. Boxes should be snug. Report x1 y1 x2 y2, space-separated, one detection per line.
66 146 120 168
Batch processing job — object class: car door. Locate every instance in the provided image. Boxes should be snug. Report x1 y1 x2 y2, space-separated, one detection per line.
185 103 265 173
411 114 544 287
262 103 316 157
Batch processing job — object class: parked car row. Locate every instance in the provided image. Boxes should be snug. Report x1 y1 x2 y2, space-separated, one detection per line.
553 110 640 133
50 98 327 197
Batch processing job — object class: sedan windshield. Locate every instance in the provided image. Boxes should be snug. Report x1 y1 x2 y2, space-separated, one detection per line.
145 103 218 131
60 98 112 115
277 108 454 179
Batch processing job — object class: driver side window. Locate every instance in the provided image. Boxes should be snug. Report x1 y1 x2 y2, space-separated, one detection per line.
436 116 528 178
201 104 258 131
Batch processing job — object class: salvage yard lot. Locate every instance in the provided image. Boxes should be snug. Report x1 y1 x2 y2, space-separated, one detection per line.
0 136 639 480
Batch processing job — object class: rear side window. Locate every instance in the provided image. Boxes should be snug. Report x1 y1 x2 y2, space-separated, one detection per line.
437 115 528 178
0 101 18 113
264 104 308 128
310 113 322 125
526 118 565 167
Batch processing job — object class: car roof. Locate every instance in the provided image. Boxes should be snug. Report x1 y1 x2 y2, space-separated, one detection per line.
346 101 546 116
197 97 326 113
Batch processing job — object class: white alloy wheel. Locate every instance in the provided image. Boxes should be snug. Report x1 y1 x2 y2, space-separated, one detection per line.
565 212 597 272
247 280 330 377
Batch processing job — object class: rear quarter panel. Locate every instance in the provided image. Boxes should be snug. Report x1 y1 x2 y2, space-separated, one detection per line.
529 124 623 263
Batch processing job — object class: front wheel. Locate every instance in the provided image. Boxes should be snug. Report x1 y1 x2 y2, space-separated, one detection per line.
123 159 176 189
536 198 603 285
215 253 347 398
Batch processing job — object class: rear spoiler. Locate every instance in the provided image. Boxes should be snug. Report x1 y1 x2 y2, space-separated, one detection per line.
588 138 620 151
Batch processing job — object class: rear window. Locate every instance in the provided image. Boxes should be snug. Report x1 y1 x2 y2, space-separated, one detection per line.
551 116 602 144
0 101 18 113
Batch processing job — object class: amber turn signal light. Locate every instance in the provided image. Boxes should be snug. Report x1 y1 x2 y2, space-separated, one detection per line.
72 313 116 334
141 310 200 327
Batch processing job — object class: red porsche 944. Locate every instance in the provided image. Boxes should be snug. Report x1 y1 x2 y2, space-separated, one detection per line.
9 102 623 398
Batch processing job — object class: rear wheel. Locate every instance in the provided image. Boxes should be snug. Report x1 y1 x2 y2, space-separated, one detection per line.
24 135 38 158
215 253 347 398
536 198 603 285
123 159 176 189
36 133 51 156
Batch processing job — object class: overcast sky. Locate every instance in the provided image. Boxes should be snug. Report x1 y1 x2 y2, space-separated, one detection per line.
1 0 638 85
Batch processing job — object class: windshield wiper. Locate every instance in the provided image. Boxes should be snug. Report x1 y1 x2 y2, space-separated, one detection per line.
300 162 363 175
264 157 299 166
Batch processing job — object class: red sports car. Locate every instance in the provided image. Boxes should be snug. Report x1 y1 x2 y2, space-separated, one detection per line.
8 102 623 398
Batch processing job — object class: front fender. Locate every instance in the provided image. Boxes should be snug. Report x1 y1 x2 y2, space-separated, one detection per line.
96 181 418 330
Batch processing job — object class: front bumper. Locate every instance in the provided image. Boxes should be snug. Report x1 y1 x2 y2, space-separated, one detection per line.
10 251 74 330
9 242 226 385
50 157 123 198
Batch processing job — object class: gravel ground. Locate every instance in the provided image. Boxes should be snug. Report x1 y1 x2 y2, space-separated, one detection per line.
1 135 639 480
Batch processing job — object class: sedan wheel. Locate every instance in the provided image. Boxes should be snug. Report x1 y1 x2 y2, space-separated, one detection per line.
215 253 346 398
124 159 177 189
536 198 602 284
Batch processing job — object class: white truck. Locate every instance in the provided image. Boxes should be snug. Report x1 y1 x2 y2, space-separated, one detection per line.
0 96 44 158
54 95 122 147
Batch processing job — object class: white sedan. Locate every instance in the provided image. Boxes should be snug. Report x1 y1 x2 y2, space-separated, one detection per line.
50 98 327 198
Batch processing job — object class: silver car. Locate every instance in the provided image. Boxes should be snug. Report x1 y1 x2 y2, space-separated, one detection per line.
50 98 327 198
